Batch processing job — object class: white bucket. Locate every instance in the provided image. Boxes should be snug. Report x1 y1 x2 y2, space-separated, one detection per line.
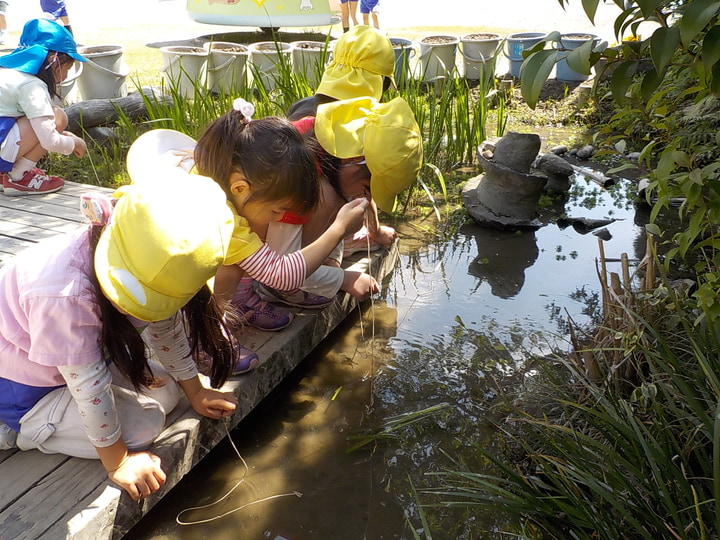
159 45 209 99
419 35 459 83
56 61 83 105
77 45 129 100
204 41 249 94
460 33 502 80
290 40 330 87
390 37 415 87
247 41 291 92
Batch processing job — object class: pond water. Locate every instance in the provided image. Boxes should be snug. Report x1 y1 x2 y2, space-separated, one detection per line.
126 173 650 539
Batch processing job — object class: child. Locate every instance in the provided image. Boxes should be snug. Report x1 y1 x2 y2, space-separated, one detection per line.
261 95 422 307
126 99 369 344
338 0 359 33
0 18 87 196
359 0 380 29
0 174 240 501
40 0 73 36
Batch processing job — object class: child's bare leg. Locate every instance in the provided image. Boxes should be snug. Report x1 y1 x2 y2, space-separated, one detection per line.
371 12 379 28
349 0 359 25
362 12 369 25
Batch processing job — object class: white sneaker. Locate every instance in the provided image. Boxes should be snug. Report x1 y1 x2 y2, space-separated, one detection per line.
0 421 18 450
0 30 6 45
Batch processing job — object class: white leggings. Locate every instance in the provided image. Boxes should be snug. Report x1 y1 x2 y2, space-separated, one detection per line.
15 363 181 459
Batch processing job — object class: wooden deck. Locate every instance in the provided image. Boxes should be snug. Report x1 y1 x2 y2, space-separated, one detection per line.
0 182 398 539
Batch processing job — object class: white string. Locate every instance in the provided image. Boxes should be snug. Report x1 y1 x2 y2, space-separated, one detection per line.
176 421 301 526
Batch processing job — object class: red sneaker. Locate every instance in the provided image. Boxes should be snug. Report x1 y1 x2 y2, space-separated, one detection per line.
2 168 65 196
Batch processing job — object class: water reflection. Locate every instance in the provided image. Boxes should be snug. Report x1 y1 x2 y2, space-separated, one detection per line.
126 178 648 539
461 224 539 299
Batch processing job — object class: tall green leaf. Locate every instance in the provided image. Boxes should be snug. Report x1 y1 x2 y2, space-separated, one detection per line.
679 0 720 49
649 26 679 75
635 0 663 18
566 38 597 75
581 0 599 24
610 61 638 104
702 25 720 73
519 49 557 109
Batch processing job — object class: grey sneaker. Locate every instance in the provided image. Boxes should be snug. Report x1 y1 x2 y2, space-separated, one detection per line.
0 421 18 450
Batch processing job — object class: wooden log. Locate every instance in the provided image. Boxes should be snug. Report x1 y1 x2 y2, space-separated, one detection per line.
65 87 173 134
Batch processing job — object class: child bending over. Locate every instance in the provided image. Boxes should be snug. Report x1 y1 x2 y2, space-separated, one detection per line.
0 175 240 500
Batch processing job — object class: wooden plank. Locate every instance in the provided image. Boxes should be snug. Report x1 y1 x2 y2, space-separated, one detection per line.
0 244 399 540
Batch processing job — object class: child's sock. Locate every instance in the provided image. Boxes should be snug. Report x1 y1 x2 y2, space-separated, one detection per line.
232 277 255 304
343 26 349 33
9 158 36 180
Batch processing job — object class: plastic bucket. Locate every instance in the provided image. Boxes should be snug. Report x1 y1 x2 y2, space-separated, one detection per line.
56 61 83 105
390 37 415 87
555 33 599 82
290 40 330 87
419 34 459 82
204 41 249 94
460 33 501 80
159 45 208 99
76 45 129 100
247 41 291 91
504 32 546 78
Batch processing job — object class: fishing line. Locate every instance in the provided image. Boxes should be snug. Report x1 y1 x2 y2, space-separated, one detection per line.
176 420 301 526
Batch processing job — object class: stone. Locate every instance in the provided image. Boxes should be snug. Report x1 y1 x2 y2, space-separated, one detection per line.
551 144 568 155
576 144 595 159
492 132 541 173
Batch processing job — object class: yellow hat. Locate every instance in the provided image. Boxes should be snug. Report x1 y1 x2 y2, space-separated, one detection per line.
315 96 424 213
315 26 395 101
94 174 234 322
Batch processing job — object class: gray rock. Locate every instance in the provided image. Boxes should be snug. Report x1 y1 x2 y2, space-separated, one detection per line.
538 153 574 179
492 132 541 173
626 151 641 162
576 144 595 159
568 147 578 157
551 145 568 155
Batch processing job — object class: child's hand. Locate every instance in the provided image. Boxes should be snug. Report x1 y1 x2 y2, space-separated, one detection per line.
65 132 87 158
370 225 398 247
107 451 166 501
189 387 238 419
335 198 369 237
341 270 379 301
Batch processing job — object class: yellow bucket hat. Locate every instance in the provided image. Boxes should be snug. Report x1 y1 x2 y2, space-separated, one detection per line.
315 96 424 213
94 174 234 322
315 26 395 101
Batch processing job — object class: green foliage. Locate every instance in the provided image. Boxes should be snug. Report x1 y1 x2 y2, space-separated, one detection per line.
429 283 720 538
527 0 720 327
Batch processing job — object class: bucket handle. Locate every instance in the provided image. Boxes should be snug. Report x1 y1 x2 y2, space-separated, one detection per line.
85 58 129 80
63 61 83 84
208 56 237 72
460 49 494 63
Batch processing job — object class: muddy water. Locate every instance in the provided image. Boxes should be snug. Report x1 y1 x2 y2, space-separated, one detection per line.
126 175 648 539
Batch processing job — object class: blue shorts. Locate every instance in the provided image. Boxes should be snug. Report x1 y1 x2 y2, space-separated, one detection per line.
40 0 69 18
0 117 17 172
339 0 357 4
360 0 379 13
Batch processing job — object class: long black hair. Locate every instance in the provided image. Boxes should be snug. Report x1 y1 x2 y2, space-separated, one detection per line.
89 226 235 390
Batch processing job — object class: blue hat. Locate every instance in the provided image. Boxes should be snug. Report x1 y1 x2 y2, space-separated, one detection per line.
0 19 86 74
